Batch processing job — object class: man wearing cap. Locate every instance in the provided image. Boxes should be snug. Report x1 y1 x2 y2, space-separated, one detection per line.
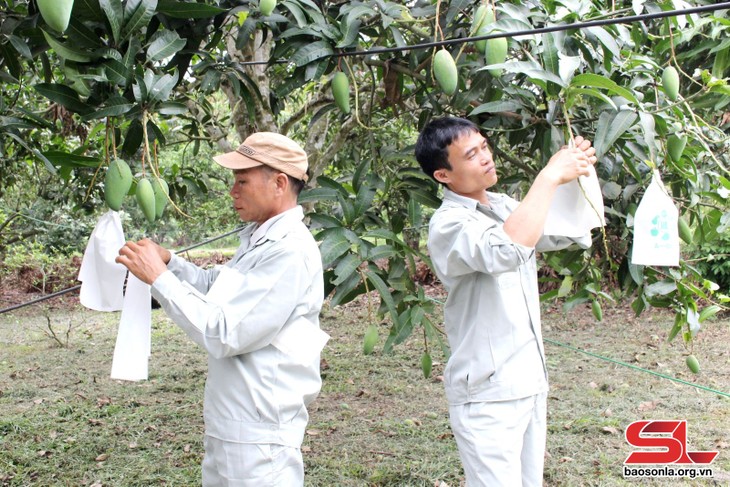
116 132 327 486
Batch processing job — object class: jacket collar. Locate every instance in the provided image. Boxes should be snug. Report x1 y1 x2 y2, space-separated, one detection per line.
442 187 507 211
239 205 304 249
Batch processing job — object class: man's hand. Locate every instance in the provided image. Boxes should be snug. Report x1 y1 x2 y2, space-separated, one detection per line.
540 136 598 186
571 135 598 165
116 238 171 285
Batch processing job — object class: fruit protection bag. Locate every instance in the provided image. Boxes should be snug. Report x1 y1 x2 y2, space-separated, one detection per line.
631 171 679 267
78 210 128 311
78 210 152 381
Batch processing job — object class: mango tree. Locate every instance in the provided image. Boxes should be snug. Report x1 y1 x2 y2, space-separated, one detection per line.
1 0 728 376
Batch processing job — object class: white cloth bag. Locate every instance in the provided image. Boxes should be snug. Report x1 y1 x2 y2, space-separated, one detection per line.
78 210 152 380
544 164 605 237
77 210 128 311
631 171 679 267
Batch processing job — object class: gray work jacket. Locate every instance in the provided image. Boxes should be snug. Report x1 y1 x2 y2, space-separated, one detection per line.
428 189 591 405
151 206 325 446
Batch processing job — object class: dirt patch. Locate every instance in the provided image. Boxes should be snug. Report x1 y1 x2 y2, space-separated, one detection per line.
0 252 231 313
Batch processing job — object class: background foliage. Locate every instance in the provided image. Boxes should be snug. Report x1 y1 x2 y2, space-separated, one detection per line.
1 0 729 369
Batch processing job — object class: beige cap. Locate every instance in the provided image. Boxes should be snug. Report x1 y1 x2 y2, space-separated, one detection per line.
213 132 309 182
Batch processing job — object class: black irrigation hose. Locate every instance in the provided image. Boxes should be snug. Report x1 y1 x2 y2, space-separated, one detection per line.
236 1 730 66
0 226 245 315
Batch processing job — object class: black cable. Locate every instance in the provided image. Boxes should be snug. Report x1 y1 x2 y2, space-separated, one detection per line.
235 1 730 66
0 226 245 315
0 285 83 314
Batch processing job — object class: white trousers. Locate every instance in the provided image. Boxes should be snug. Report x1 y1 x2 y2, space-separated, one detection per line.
201 436 304 487
449 392 548 487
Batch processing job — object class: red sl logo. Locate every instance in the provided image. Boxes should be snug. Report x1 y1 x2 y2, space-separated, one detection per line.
625 420 719 465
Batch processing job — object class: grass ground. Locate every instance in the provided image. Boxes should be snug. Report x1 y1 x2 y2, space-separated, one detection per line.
1 293 728 486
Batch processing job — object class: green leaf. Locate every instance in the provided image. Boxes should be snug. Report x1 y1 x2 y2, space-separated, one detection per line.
565 87 617 111
7 35 32 59
298 187 340 203
0 116 43 130
353 184 376 219
157 101 187 115
281 1 307 27
147 31 187 62
362 229 405 245
157 0 225 18
541 32 560 75
408 189 441 209
308 213 342 229
698 305 722 323
148 72 179 102
667 312 683 342
133 73 148 103
557 275 573 298
123 0 157 41
0 45 20 81
638 111 657 163
336 18 361 48
644 279 677 297
41 151 102 168
586 27 621 60
317 175 350 197
291 41 333 67
541 32 561 97
593 110 638 159
631 294 646 316
367 245 398 262
123 37 141 71
33 83 92 114
383 307 414 353
568 73 639 106
332 253 362 286
319 230 352 266
103 59 131 86
67 18 103 49
42 31 92 63
340 4 378 22
80 96 134 121
480 61 565 87
363 268 400 328
99 0 124 44
470 100 522 116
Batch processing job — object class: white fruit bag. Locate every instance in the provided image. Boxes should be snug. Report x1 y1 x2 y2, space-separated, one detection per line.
631 171 679 266
78 210 127 311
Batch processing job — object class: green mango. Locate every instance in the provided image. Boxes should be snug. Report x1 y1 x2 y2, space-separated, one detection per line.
685 354 700 374
363 324 378 355
421 352 433 379
104 159 133 211
485 37 508 77
678 217 693 244
433 49 458 96
662 66 680 102
259 0 276 16
591 300 603 322
332 71 351 114
473 5 495 53
37 0 74 33
135 178 156 223
152 178 169 219
667 134 687 163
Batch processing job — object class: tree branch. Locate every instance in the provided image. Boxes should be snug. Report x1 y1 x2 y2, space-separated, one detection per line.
363 58 427 82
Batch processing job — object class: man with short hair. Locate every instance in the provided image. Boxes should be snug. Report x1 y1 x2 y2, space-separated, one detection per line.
117 132 326 486
415 116 597 486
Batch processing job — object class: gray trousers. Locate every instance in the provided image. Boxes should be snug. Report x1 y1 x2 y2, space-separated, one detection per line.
449 392 548 486
201 436 304 486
